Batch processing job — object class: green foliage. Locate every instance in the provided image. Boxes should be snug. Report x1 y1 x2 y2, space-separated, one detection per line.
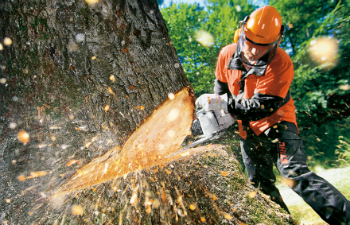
300 117 350 168
161 3 209 96
271 0 350 124
268 0 350 165
269 0 340 55
161 0 255 96
161 0 350 166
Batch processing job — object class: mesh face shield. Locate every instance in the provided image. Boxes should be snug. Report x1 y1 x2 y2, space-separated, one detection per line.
237 26 281 67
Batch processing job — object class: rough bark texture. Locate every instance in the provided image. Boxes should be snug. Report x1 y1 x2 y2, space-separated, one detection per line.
1 0 295 224
0 0 190 222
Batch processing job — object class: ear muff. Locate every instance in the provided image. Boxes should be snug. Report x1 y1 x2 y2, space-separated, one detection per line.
233 28 241 43
233 16 249 43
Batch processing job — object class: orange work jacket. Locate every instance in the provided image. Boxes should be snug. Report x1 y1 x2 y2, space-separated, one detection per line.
215 43 298 139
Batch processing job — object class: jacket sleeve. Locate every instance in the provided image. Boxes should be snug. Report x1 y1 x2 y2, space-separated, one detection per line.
214 46 233 95
228 91 290 121
228 52 294 121
214 78 230 95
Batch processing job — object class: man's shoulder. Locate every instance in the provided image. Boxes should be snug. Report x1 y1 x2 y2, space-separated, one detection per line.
219 43 237 58
267 47 294 75
274 47 292 63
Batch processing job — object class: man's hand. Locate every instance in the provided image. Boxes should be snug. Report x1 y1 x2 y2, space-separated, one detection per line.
195 93 228 112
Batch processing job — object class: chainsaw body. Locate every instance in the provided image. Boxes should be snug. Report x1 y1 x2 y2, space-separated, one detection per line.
166 106 235 158
197 108 234 138
187 108 235 148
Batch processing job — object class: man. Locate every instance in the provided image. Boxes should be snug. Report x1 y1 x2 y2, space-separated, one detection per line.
196 6 350 224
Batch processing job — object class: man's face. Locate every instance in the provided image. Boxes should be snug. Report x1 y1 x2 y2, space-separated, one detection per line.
242 39 274 62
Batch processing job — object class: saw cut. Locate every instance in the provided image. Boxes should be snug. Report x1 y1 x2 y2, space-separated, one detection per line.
55 87 195 196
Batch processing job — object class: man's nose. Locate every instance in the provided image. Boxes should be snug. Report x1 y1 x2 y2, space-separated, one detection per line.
251 48 257 55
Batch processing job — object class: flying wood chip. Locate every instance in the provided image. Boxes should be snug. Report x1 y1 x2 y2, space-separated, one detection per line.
55 87 195 196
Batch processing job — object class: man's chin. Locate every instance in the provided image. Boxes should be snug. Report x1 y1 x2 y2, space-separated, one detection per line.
246 57 258 62
242 53 259 62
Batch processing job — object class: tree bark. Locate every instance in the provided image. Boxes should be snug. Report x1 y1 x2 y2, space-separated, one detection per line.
0 0 295 224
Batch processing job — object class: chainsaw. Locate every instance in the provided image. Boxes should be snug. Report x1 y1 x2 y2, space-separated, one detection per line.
166 99 235 158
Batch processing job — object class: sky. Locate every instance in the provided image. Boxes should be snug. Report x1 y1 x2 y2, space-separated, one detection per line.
162 0 206 7
162 0 267 8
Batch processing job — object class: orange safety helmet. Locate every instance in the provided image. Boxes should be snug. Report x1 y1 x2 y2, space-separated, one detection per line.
245 6 283 44
233 6 285 66
234 6 284 45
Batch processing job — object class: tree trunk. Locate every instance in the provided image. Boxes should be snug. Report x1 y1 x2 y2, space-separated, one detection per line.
0 0 295 224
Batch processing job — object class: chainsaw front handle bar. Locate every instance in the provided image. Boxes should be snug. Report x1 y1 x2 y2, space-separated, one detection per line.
195 93 228 113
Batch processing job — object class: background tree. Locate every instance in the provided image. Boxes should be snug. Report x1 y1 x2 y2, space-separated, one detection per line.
161 0 255 96
270 0 350 165
270 0 340 55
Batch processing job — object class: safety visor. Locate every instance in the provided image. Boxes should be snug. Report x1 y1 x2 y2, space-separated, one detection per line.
237 27 280 66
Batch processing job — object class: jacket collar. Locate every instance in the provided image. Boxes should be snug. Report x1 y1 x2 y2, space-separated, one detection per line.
227 46 268 77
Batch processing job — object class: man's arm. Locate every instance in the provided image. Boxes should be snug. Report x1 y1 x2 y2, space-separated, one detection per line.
228 91 290 121
214 44 236 95
214 78 230 95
